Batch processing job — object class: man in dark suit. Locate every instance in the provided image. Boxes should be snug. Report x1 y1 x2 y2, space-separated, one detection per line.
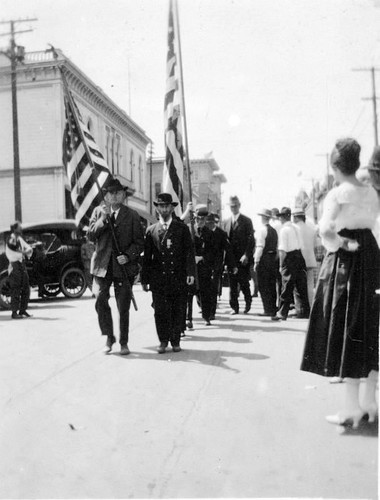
88 178 144 355
206 212 237 320
223 196 255 314
187 205 216 326
253 208 279 319
141 193 196 353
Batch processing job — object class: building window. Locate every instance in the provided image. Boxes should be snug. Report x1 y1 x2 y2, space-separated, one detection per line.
105 126 111 168
87 117 93 133
138 155 143 194
129 149 135 183
114 134 121 176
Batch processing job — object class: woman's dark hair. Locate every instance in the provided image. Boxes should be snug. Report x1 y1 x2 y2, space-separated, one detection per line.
331 138 361 175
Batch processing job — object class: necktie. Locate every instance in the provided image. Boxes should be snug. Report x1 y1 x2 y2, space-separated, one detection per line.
110 212 116 224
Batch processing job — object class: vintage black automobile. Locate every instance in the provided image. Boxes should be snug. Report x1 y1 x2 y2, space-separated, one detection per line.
0 220 87 310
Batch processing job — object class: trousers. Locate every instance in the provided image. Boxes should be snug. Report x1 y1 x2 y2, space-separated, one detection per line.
93 272 133 346
9 261 30 313
278 250 310 318
153 289 187 346
229 263 252 312
257 253 278 315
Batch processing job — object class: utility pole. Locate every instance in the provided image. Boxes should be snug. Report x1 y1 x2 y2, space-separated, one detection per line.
353 66 380 146
0 18 37 221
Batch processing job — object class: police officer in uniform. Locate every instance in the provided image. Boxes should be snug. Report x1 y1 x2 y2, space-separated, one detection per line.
141 193 195 353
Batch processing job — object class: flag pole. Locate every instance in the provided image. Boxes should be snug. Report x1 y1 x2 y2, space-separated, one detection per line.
173 0 192 202
49 46 138 310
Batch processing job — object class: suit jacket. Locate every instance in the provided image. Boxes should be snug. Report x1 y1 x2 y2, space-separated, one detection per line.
193 225 216 269
88 204 144 279
141 219 196 293
223 213 255 263
212 226 236 271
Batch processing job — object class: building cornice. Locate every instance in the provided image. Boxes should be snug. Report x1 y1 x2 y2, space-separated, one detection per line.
0 49 151 147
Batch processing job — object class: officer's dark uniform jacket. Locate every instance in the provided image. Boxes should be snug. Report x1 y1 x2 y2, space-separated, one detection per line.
141 219 195 292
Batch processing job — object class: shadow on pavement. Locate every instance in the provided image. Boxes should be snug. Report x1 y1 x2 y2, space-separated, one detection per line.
112 347 269 373
338 418 378 438
183 334 251 344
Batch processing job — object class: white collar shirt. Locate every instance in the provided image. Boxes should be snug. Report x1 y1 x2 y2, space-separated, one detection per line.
278 221 301 253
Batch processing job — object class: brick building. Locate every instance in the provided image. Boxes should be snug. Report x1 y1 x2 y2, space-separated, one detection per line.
0 49 151 228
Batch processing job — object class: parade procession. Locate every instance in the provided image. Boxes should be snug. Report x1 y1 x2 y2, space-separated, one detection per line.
0 1 380 499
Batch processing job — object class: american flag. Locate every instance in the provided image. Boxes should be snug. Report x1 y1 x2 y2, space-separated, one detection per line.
163 0 186 212
62 92 112 226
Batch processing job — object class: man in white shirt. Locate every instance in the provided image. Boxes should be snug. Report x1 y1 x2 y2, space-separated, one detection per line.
5 221 33 319
293 208 318 307
275 207 310 320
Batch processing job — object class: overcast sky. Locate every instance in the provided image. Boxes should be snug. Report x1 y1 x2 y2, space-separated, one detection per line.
1 0 380 221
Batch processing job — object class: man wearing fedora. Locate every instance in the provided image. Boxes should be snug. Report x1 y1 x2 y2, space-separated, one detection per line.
292 207 318 308
88 178 144 355
223 196 255 314
141 193 196 353
275 207 310 320
253 208 279 318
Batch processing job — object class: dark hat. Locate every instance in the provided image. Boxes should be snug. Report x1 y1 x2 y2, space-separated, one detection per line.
205 213 217 222
153 192 178 207
257 208 272 218
367 146 380 171
293 207 305 217
102 178 134 195
227 196 240 206
195 204 208 217
271 208 280 217
279 207 291 217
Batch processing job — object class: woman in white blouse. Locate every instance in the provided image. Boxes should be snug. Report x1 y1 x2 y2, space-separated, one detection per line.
301 138 380 429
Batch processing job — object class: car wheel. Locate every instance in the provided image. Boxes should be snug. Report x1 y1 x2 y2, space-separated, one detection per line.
60 267 86 299
0 275 11 310
41 284 61 297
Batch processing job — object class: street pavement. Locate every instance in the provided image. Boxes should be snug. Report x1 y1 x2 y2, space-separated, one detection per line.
0 287 378 499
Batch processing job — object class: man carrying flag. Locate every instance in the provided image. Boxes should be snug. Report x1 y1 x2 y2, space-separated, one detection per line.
88 178 144 355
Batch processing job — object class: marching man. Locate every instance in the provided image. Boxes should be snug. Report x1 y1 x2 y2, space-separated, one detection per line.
141 193 196 353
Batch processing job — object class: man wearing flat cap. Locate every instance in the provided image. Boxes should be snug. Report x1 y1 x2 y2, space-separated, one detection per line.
141 193 196 353
275 207 310 320
206 212 237 320
223 196 255 314
186 205 216 326
88 178 144 355
253 208 278 318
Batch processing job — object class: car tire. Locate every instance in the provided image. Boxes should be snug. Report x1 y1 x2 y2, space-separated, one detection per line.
41 284 61 297
0 275 11 310
60 267 87 299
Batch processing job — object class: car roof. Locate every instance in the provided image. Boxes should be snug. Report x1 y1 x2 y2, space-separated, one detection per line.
0 219 78 234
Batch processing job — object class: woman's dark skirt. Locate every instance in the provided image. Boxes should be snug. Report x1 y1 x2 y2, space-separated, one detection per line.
301 228 380 378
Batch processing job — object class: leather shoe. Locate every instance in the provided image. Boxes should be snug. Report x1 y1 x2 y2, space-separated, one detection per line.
204 320 211 326
120 345 130 355
19 311 32 318
186 321 193 329
157 344 167 354
243 306 251 314
230 310 239 315
11 312 23 319
172 345 182 353
103 336 116 354
271 316 281 321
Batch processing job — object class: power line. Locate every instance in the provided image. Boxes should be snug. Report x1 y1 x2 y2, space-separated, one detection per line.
352 67 380 146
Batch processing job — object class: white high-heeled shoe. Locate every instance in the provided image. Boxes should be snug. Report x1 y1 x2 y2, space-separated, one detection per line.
361 403 378 423
326 409 365 429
